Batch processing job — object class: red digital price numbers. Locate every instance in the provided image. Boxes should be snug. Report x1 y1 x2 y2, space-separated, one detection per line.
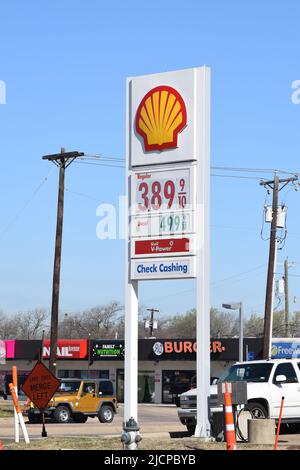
134 168 191 214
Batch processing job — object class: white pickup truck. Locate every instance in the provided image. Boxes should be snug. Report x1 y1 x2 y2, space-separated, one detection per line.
178 359 300 435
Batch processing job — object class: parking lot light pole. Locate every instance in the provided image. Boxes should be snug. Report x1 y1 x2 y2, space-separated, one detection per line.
88 333 91 379
222 302 243 362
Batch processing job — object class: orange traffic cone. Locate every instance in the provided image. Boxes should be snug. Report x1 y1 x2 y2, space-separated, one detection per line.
224 382 237 451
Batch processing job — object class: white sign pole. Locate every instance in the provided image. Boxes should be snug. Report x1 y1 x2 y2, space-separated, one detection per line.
195 66 211 439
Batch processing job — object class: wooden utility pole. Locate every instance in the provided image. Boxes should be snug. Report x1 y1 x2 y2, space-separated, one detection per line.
260 175 298 359
261 175 279 359
284 258 290 337
42 148 84 375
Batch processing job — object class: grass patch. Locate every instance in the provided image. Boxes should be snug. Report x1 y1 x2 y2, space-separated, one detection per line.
2 437 220 451
3 437 277 451
0 403 14 418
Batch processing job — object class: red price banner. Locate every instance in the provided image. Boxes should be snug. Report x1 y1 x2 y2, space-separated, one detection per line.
135 238 190 255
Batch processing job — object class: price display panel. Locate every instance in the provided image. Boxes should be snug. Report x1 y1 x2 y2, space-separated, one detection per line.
131 166 195 215
131 211 194 238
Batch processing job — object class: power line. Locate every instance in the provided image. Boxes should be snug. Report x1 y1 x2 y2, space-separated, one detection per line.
79 156 300 177
74 161 288 180
0 168 55 239
211 264 266 286
143 264 267 303
211 166 299 176
212 224 257 231
82 153 125 162
74 161 124 169
211 174 263 180
65 187 100 202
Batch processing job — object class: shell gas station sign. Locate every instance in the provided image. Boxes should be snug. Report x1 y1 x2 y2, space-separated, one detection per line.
124 66 211 441
128 67 208 280
135 85 187 153
129 68 202 167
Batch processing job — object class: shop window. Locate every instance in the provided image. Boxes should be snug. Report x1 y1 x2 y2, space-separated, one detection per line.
99 370 109 379
138 371 155 403
5 372 29 395
116 370 155 403
117 370 124 402
57 370 68 378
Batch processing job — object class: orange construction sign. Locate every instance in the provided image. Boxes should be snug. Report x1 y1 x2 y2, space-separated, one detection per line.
21 361 60 410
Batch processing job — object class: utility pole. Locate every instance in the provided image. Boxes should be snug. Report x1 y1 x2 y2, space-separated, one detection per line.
261 175 279 359
260 175 298 359
146 308 159 338
284 258 290 337
42 148 84 375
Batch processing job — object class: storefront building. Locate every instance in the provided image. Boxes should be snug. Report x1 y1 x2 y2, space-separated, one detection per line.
0 337 268 403
4 336 297 403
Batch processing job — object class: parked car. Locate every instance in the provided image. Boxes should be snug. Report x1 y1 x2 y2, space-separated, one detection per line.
177 359 300 435
26 378 118 424
190 375 219 389
174 375 219 407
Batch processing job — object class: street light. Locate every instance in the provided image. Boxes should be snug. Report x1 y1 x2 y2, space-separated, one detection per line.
88 333 91 379
222 302 243 362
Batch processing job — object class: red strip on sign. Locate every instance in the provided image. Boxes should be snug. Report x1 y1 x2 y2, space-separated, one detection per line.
135 238 190 255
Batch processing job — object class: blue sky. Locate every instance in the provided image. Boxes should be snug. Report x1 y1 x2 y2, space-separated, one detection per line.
0 0 300 320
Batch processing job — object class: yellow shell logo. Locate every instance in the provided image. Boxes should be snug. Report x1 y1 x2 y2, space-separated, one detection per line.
135 85 187 152
271 345 278 356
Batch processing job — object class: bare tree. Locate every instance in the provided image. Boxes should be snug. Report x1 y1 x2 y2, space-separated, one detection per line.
14 309 49 339
0 311 18 339
272 310 286 337
58 313 81 339
244 313 264 337
210 308 239 337
58 302 123 339
289 311 300 337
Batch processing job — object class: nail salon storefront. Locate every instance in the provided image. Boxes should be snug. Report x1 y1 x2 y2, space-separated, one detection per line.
0 337 266 403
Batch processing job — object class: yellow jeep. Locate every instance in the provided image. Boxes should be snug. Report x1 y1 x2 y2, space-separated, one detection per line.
27 378 118 424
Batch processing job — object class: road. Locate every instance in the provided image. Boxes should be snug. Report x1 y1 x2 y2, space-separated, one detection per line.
0 404 300 449
0 404 186 439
